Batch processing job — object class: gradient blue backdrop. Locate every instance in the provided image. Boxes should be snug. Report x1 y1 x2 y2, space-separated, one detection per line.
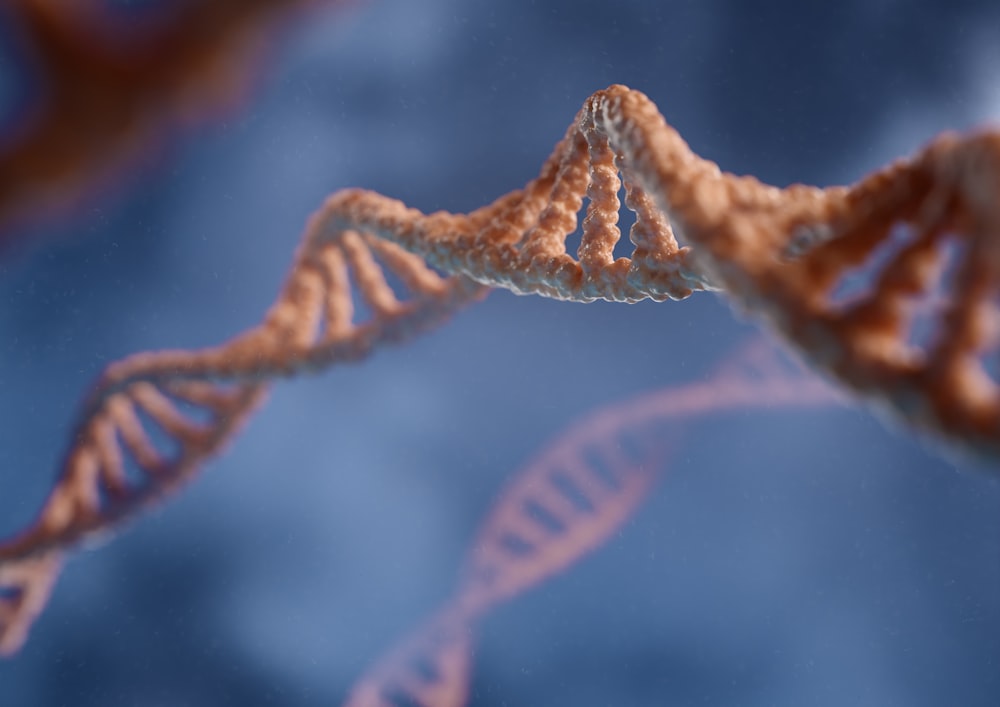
2 1 1000 705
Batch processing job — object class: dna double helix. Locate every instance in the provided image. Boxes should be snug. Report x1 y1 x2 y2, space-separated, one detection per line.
1 85 997 702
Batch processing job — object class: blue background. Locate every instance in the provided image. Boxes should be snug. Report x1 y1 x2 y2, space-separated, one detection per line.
2 0 1000 704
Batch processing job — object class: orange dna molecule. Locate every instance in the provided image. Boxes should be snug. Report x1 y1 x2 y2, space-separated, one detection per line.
1 85 997 702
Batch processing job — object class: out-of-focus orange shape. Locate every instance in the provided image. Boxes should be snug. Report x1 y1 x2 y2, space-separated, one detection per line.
0 0 354 248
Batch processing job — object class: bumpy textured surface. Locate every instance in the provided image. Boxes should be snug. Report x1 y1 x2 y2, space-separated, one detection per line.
0 221 488 654
1 84 996 660
327 86 999 459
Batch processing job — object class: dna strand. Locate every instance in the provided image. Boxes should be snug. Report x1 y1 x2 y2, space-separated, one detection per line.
1 85 997 658
0 218 489 654
323 86 1000 456
342 341 837 707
